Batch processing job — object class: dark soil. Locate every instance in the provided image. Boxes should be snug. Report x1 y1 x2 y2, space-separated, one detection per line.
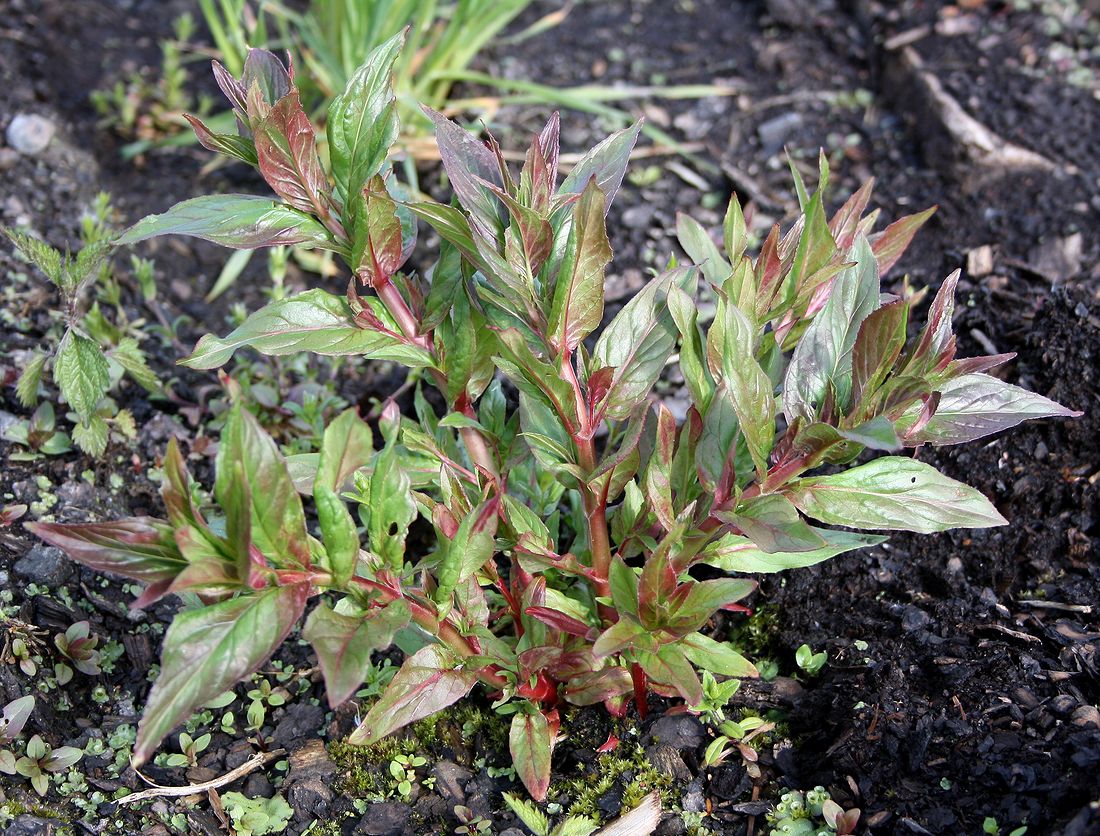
1 0 1098 834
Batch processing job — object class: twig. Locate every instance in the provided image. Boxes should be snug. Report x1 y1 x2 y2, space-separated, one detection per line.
1017 599 1094 614
118 749 284 804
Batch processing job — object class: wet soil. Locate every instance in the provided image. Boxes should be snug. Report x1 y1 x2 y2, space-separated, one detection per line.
1 0 1098 834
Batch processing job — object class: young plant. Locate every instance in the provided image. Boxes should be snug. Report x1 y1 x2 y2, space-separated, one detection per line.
0 695 35 776
29 37 1080 801
3 196 161 457
14 734 83 796
54 621 102 676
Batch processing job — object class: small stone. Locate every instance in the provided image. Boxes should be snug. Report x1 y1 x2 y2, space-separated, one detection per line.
4 815 61 835
273 702 325 747
0 148 18 170
14 544 74 587
223 740 255 770
1071 705 1100 729
681 778 706 813
354 801 409 836
757 112 803 152
622 204 656 229
1049 694 1079 716
901 605 932 633
57 480 96 509
6 114 55 155
644 714 706 750
244 773 275 798
429 760 471 805
645 744 692 783
966 245 994 278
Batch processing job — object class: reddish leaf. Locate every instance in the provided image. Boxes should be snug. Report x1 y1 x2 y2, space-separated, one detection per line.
347 645 477 745
524 607 592 638
26 518 185 588
871 206 936 274
254 88 331 218
510 711 554 801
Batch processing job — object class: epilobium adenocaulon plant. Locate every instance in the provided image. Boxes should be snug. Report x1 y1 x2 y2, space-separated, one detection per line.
27 34 1080 800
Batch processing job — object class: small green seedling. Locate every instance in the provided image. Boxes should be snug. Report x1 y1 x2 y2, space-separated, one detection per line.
14 733 83 796
795 644 827 677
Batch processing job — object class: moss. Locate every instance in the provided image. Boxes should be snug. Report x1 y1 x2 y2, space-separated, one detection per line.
728 603 781 659
548 743 674 821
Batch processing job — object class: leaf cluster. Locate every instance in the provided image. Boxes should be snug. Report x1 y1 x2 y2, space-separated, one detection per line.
28 36 1080 802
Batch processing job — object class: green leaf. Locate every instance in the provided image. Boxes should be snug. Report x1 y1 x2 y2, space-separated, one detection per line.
434 499 499 611
110 337 160 393
668 284 714 410
680 633 758 678
25 518 185 586
788 456 1007 533
676 213 732 288
592 616 651 659
2 226 63 286
546 179 610 354
71 415 109 457
15 351 46 408
510 711 553 801
347 644 477 745
720 302 774 477
365 436 417 571
895 373 1081 446
592 267 697 420
315 485 358 588
784 235 879 420
183 114 258 166
668 578 756 635
216 405 311 569
315 408 373 493
326 32 403 206
54 331 109 420
117 195 334 250
302 600 410 708
638 646 702 705
502 793 551 836
133 583 310 766
699 528 886 573
182 289 433 369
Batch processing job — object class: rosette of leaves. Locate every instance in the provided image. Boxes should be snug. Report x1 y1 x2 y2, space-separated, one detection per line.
28 35 1080 801
1 227 159 456
14 734 83 796
54 621 102 676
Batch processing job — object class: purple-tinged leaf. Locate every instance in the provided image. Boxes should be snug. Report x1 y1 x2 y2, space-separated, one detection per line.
211 60 248 117
183 114 258 166
643 404 677 531
592 267 697 421
680 633 758 678
547 179 611 352
0 696 35 744
302 600 410 707
510 711 554 801
181 289 434 369
254 88 331 217
896 373 1081 446
719 494 826 554
557 121 642 216
133 582 310 766
850 299 909 411
947 352 1015 376
829 177 875 251
347 644 478 745
117 195 333 250
216 405 310 570
789 456 1007 533
904 270 959 376
871 206 936 275
524 607 592 638
784 235 879 422
26 518 185 587
563 667 633 707
240 48 291 123
327 32 403 206
699 528 886 574
423 108 505 243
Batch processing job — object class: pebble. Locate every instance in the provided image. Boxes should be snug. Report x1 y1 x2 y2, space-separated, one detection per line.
901 605 932 633
14 544 74 587
0 148 18 170
429 760 471 805
354 801 409 836
3 815 61 835
1071 705 1100 729
622 204 655 229
272 702 325 747
643 714 706 749
1049 694 1079 717
757 112 803 152
6 114 55 155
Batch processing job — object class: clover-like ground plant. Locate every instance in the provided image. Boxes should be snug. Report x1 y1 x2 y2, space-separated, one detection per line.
26 33 1080 800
